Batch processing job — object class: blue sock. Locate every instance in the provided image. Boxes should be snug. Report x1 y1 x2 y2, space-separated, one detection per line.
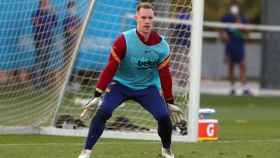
85 110 111 150
157 116 172 149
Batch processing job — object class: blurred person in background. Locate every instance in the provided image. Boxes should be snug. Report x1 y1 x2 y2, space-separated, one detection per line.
32 0 58 88
63 1 82 90
219 1 251 96
63 0 81 66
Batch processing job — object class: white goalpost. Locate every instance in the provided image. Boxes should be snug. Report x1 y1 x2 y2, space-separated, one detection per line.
187 0 204 142
0 0 204 142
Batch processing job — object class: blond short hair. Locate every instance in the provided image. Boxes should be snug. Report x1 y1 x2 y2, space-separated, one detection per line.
136 2 154 12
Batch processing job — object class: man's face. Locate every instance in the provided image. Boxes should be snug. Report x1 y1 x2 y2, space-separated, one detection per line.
68 6 76 14
41 0 49 8
230 5 239 15
135 8 154 34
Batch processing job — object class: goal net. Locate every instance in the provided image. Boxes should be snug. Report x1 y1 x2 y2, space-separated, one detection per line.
0 0 91 125
0 0 203 142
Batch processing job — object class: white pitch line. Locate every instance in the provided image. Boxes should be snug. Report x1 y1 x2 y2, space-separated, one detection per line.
213 139 280 144
1 139 280 147
0 141 158 147
0 143 83 146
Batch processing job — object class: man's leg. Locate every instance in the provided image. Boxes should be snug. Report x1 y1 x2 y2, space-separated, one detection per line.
41 41 53 88
135 86 173 156
239 60 251 95
158 116 173 149
228 61 236 95
32 41 42 87
84 109 111 150
239 60 246 85
79 82 127 157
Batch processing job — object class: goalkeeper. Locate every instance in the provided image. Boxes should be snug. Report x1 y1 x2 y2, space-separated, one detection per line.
78 2 185 158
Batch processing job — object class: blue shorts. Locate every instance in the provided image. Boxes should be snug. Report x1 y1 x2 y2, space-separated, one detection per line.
100 81 170 120
227 52 244 63
226 44 245 63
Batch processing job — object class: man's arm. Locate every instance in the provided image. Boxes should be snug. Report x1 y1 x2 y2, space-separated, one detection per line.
159 60 187 135
219 15 230 43
219 29 229 43
95 35 126 92
71 17 83 37
32 10 40 27
51 12 58 27
95 51 119 92
158 56 173 103
240 15 249 39
80 35 126 121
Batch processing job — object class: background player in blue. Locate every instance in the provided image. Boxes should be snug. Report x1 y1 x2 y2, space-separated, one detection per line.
220 1 251 95
63 1 81 65
78 2 182 158
31 0 58 88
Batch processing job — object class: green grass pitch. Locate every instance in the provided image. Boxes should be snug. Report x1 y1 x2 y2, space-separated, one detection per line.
0 94 280 158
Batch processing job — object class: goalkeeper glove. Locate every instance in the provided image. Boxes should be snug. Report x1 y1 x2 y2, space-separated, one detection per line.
80 90 102 121
166 100 188 135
